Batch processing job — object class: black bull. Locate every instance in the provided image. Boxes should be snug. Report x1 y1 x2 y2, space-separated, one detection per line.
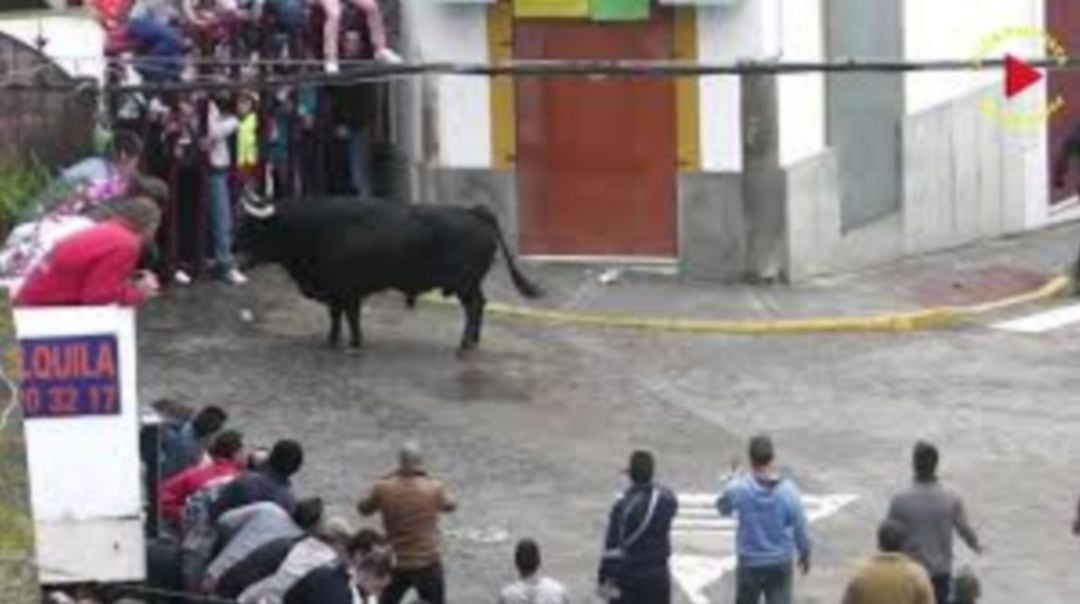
237 197 543 352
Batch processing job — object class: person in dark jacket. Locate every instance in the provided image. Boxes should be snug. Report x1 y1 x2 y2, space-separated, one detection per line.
328 29 377 196
597 450 678 604
212 439 304 519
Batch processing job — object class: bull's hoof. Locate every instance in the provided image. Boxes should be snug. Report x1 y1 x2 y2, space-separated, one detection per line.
456 342 479 359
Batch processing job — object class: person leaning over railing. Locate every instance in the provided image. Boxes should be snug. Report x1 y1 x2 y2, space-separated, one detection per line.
15 196 162 307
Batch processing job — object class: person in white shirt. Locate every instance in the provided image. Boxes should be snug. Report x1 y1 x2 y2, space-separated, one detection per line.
203 97 248 285
498 539 570 604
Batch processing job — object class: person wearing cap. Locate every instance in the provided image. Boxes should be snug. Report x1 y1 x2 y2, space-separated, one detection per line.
597 450 678 604
357 441 456 604
716 435 811 604
15 196 161 307
842 520 934 604
887 441 981 604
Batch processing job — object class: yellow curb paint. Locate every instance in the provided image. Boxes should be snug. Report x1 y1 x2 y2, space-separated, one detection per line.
417 274 1070 335
955 274 1071 315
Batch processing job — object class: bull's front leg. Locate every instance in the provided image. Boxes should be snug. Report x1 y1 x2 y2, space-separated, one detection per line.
345 297 365 349
328 303 344 347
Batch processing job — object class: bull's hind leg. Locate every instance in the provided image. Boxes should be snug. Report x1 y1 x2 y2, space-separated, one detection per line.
328 304 344 347
457 288 487 353
345 297 365 349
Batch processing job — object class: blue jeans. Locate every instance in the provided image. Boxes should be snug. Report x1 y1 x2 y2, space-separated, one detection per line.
265 0 306 32
206 170 234 272
127 16 185 83
735 564 793 604
346 127 372 197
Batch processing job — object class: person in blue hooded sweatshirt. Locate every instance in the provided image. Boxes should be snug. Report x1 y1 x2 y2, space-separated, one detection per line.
716 435 811 604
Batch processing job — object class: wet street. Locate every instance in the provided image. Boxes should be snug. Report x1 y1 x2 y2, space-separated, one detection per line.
139 267 1080 604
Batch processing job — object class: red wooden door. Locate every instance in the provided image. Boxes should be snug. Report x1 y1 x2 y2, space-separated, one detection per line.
1047 0 1080 204
514 14 677 256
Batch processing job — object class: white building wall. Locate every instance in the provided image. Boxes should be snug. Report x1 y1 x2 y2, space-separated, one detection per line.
401 2 491 169
777 0 825 168
696 1 776 173
0 13 104 82
903 0 1051 234
905 0 1043 115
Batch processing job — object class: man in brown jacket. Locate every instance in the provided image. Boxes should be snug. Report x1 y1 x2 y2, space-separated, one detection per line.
843 520 934 604
357 441 456 604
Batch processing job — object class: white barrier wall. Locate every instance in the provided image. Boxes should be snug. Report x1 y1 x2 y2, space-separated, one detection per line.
15 307 144 584
777 0 825 168
401 2 492 169
0 13 104 82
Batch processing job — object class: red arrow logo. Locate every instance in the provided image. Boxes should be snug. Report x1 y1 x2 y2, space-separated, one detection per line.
1005 54 1042 98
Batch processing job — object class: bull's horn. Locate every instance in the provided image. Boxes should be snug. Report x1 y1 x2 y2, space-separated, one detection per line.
242 199 276 219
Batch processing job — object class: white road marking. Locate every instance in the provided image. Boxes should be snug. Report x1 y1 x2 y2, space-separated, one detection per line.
671 493 857 604
993 302 1080 333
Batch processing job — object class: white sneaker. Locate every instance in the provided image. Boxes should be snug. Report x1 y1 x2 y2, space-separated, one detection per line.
375 48 403 64
325 60 340 74
224 268 248 286
174 269 192 286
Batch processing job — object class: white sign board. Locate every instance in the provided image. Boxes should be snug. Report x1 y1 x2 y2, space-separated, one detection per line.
15 307 144 584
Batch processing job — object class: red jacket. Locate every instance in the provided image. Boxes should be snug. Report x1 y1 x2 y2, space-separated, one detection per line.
160 459 243 523
16 221 147 307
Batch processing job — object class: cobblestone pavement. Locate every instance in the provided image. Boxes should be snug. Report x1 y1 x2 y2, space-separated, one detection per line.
139 266 1080 604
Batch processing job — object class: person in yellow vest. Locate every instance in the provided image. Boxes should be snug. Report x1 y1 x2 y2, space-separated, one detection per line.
236 91 260 196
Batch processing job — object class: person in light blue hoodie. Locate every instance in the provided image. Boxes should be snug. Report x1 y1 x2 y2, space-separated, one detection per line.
716 435 811 604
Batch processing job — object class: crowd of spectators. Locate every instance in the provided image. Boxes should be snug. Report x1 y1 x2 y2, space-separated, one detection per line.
3 0 402 304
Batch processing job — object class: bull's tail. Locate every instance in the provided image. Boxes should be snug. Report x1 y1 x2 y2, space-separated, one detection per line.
470 205 543 299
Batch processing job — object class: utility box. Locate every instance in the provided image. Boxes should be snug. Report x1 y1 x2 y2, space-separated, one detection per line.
14 307 145 585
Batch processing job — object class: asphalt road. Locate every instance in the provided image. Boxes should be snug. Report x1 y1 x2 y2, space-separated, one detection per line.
138 267 1080 604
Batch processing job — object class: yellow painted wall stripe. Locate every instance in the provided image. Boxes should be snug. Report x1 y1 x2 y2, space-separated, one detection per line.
673 7 700 172
488 0 516 170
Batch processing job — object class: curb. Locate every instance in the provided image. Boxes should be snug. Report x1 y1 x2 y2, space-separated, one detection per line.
420 275 1072 335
